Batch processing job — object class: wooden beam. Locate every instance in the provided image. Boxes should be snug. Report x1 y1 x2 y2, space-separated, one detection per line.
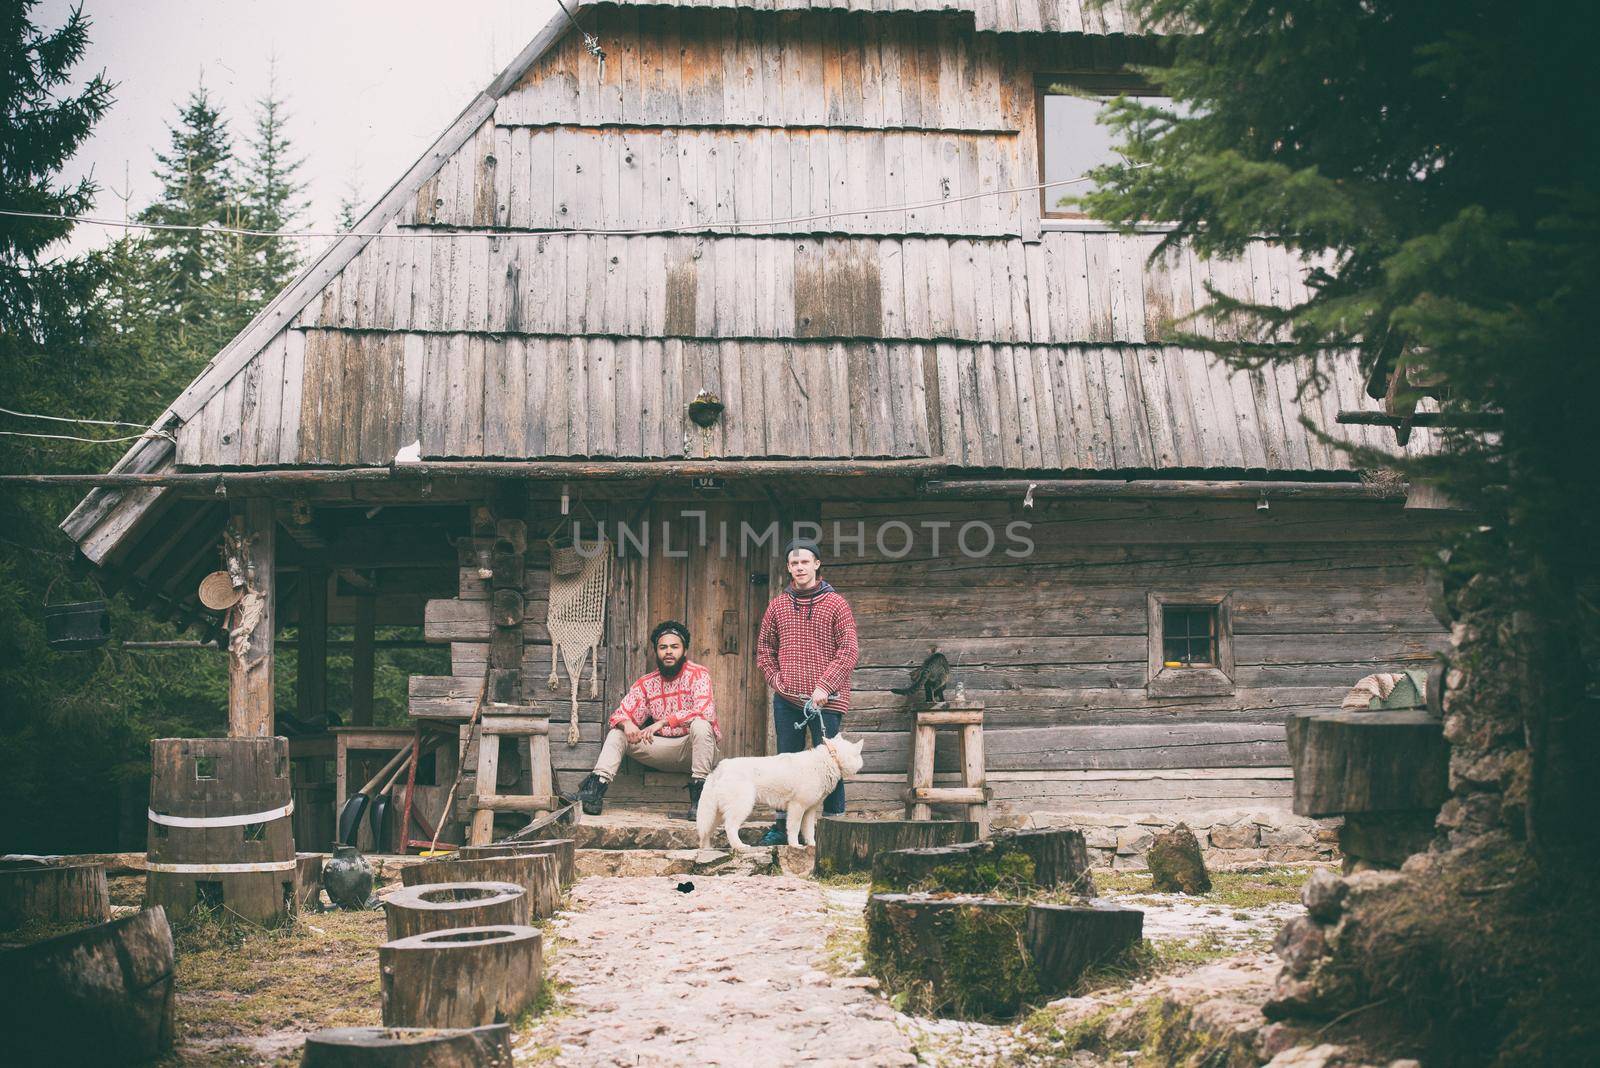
3 457 949 489
351 593 376 727
297 567 328 726
227 499 276 738
919 478 1405 501
1335 410 1499 429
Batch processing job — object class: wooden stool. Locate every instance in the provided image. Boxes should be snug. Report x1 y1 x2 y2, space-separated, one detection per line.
903 702 991 836
467 705 557 846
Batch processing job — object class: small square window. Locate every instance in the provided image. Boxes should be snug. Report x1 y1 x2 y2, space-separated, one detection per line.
1037 72 1182 219
1161 606 1217 668
194 757 216 780
1148 592 1235 696
243 822 266 842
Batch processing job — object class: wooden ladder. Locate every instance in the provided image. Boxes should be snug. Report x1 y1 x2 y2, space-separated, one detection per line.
467 704 558 846
904 702 991 837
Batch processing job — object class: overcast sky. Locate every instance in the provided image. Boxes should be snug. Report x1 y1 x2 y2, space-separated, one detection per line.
42 0 561 256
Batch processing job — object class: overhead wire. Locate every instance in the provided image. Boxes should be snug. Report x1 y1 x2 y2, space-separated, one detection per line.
0 405 153 430
0 167 1140 242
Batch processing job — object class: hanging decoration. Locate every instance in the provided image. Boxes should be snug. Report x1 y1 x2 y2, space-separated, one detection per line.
545 534 610 745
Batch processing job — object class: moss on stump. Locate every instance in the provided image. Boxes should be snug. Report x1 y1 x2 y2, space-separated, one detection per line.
1147 824 1211 894
865 893 1039 1019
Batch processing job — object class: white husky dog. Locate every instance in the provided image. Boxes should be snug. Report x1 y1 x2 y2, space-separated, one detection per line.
696 734 866 851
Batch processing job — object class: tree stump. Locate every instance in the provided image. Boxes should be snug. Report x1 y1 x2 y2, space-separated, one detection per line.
871 829 1092 895
384 881 530 941
460 838 576 888
1147 824 1211 893
302 1024 513 1067
865 893 1038 1019
1026 903 1144 992
988 828 1093 890
1285 709 1450 816
814 817 979 876
0 860 110 930
296 854 325 911
379 925 542 1028
402 855 557 920
0 906 174 1063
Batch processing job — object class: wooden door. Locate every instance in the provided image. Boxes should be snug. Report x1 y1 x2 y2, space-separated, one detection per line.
622 502 779 759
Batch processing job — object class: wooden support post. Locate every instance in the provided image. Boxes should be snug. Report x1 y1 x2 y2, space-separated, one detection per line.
228 499 276 738
297 567 328 726
351 593 376 726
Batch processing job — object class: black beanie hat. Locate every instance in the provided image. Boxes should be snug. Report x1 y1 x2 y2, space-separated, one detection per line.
650 619 690 648
784 536 822 562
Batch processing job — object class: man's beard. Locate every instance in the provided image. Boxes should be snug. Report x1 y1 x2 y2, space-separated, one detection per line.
656 656 685 679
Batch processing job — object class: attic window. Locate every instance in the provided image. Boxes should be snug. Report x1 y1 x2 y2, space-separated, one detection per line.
1037 73 1178 219
1147 591 1235 696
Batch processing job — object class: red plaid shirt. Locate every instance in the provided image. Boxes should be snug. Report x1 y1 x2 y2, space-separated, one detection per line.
757 582 860 712
609 661 720 739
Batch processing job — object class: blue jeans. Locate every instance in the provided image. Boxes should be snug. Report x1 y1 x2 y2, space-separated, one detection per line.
772 694 846 821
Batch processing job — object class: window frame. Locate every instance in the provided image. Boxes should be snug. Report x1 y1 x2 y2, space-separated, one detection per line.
1146 590 1236 697
1035 71 1171 222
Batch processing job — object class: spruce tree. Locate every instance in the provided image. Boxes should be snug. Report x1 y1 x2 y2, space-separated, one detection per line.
0 0 111 344
1084 0 1598 1058
138 81 236 344
241 58 305 298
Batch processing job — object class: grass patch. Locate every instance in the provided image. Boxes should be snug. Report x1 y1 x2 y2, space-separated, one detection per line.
1088 865 1313 910
1067 932 1239 997
814 870 872 889
819 896 868 977
163 907 385 1065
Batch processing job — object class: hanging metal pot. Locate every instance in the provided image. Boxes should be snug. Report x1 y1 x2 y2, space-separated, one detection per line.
43 576 110 651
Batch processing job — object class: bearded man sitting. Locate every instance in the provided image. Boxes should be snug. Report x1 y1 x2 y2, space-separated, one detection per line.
576 619 720 819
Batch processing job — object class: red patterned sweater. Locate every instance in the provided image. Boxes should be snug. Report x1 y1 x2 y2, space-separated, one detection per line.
757 581 860 712
608 660 721 739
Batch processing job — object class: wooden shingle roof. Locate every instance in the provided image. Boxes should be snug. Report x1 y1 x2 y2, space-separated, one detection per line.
64 0 1406 572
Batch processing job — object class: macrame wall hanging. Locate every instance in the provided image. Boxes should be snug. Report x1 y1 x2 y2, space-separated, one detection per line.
546 536 610 745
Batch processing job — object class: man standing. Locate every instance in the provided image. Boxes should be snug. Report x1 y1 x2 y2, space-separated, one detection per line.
577 620 719 819
755 537 860 845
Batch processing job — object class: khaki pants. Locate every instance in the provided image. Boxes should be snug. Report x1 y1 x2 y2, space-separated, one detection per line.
593 718 717 782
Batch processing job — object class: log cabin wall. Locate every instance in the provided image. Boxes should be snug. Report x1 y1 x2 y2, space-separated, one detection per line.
824 496 1452 814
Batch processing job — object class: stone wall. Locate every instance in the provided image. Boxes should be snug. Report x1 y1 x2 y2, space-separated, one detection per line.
998 809 1339 869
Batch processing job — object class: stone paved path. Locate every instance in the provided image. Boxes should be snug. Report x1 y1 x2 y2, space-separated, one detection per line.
514 874 918 1067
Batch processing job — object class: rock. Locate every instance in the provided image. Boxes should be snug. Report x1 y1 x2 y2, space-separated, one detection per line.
1301 869 1347 923
1256 1021 1311 1061
1146 824 1211 894
776 845 815 877
1273 916 1328 977
1081 826 1120 849
1261 825 1314 849
1263 1043 1355 1067
1209 822 1259 849
1115 827 1154 854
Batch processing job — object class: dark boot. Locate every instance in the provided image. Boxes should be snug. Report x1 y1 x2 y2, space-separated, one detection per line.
759 821 787 846
578 773 608 816
681 779 705 822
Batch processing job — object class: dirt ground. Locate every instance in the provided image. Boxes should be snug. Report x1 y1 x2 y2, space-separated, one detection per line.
55 864 1319 1065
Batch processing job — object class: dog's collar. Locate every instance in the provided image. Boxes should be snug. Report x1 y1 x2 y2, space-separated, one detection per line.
820 737 843 772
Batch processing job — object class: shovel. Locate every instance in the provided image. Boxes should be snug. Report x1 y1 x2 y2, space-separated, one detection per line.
337 742 414 846
369 735 439 850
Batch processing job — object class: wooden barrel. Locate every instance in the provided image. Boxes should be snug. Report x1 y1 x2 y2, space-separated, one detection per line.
459 838 577 888
146 737 297 926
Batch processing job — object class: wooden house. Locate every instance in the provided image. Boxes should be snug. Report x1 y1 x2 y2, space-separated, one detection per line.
61 0 1451 838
